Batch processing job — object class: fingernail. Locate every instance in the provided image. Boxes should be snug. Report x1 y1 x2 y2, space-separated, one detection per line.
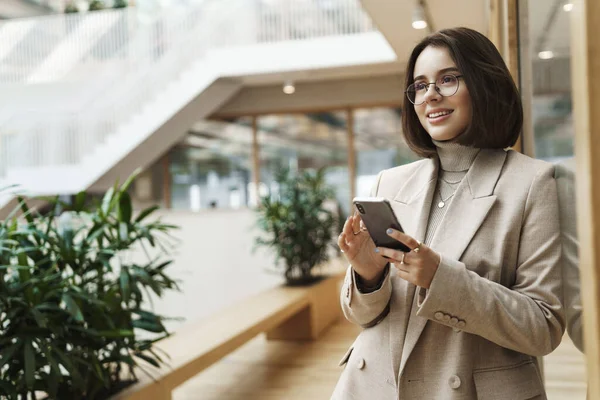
386 228 393 234
374 248 379 253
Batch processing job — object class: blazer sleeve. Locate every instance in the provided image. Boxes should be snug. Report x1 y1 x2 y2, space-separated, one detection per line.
340 171 394 328
555 161 583 352
416 164 566 356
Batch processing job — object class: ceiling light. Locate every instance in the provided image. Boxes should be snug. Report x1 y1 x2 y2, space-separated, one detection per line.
563 2 573 11
283 81 295 95
412 2 428 30
538 50 555 60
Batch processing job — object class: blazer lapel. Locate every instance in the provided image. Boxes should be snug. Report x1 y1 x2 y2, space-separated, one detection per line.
396 149 507 380
387 158 438 383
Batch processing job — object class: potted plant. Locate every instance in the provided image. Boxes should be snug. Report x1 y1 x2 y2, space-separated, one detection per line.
89 0 106 11
64 2 79 13
113 0 128 9
255 167 338 286
0 173 180 399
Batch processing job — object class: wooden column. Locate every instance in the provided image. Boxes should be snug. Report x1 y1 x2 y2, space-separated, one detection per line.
488 0 524 154
162 153 171 209
488 0 503 51
505 0 523 153
251 116 261 207
571 0 600 396
517 0 536 157
346 109 356 212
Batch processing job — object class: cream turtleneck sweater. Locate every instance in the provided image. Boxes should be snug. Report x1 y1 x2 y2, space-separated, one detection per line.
423 140 480 246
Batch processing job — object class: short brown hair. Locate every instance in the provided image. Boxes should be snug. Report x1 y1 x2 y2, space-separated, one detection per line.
401 27 523 158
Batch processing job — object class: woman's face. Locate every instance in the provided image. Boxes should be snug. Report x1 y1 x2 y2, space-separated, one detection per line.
412 45 472 142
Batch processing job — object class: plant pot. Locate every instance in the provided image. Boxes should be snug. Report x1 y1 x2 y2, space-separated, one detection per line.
284 274 326 287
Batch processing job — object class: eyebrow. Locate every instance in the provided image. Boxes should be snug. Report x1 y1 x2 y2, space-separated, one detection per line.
413 67 460 82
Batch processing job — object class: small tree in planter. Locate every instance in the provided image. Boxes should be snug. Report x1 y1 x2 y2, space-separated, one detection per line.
0 173 180 399
255 167 337 286
89 0 106 11
64 2 79 13
113 0 128 9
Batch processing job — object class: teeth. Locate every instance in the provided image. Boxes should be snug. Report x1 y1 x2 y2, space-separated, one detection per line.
428 110 451 118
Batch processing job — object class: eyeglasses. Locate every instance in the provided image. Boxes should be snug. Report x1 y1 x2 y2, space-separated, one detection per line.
405 74 464 105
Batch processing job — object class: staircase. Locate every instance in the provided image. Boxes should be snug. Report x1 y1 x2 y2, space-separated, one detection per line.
0 0 390 211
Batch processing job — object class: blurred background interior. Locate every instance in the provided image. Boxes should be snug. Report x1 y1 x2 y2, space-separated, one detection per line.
0 0 591 399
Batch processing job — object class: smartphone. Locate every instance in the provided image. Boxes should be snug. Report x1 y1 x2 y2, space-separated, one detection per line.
353 197 411 252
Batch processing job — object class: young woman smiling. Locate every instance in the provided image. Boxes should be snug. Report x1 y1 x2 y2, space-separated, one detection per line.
333 27 564 399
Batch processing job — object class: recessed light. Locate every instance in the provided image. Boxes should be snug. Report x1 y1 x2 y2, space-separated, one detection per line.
538 50 555 60
283 81 295 94
563 3 574 12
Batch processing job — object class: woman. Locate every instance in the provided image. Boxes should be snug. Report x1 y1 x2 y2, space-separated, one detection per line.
332 27 565 399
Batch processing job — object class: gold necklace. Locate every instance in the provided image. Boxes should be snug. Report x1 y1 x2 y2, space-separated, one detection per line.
437 180 456 208
437 189 454 208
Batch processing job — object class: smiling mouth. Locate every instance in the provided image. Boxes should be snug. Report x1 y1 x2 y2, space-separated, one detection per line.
427 110 453 118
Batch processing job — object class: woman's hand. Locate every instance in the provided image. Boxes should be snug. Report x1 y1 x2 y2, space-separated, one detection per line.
376 229 441 289
338 214 388 284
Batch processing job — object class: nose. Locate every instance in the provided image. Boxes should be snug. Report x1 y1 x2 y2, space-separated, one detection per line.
422 84 441 103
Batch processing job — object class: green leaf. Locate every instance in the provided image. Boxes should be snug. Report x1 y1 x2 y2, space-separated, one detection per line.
74 191 87 212
24 339 35 390
120 268 130 303
134 205 160 223
120 168 141 193
0 342 22 369
119 222 129 242
101 186 115 216
18 196 34 225
118 192 132 223
97 329 134 338
31 308 48 328
62 293 84 322
134 351 161 368
132 319 165 333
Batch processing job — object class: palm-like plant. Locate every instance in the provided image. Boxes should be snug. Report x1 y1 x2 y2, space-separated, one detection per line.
0 173 180 399
255 168 337 285
88 0 106 11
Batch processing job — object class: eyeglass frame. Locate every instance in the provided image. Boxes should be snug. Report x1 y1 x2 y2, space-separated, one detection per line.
404 74 464 106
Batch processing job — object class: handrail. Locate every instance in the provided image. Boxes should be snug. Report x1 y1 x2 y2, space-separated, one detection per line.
0 0 375 176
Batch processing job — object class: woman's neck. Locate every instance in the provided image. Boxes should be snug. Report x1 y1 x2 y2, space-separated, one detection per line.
433 140 480 172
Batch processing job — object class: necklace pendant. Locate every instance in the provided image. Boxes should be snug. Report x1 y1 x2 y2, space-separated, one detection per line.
438 201 445 208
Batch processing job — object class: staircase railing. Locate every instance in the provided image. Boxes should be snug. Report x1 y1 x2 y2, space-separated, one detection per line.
0 0 375 180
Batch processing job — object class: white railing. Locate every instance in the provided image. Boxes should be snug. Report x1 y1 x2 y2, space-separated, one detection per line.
0 0 374 178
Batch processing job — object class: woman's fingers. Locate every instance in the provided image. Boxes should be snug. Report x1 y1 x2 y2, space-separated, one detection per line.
385 228 420 251
338 232 349 252
376 247 405 263
352 213 362 234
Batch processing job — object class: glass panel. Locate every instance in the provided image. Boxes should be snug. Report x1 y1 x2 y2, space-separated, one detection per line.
521 1 585 396
527 1 574 161
257 112 350 215
353 107 420 197
169 120 253 211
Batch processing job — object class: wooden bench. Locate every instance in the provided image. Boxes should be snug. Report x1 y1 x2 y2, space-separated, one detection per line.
111 261 347 400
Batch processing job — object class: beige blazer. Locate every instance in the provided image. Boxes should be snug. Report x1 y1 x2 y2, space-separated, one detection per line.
555 159 583 352
332 149 565 400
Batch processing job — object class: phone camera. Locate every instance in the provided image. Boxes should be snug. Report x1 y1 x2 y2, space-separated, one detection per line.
356 204 366 214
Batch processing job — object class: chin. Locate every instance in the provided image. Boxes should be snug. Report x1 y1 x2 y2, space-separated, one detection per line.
429 131 460 142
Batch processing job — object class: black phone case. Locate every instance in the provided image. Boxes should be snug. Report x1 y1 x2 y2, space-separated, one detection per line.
353 197 411 252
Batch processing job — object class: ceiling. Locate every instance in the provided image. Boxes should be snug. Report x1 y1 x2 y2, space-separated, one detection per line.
527 0 571 58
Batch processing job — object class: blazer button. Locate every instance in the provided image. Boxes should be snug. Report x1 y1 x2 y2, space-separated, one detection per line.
356 358 365 370
434 312 444 321
448 375 461 389
449 317 458 326
457 320 466 329
442 314 451 323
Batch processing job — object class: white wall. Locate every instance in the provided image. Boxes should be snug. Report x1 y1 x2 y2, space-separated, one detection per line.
131 209 284 333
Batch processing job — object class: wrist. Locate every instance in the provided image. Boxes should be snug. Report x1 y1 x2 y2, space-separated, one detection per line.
355 264 389 291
